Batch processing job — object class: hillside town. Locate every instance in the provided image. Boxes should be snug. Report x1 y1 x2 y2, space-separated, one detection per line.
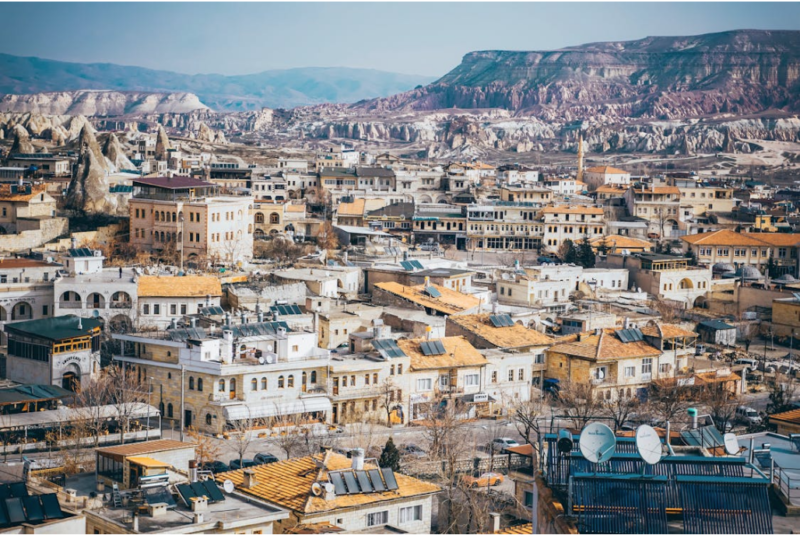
1 119 800 535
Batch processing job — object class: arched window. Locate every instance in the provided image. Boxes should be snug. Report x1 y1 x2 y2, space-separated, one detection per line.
167 403 174 418
287 375 294 388
230 379 236 393
189 377 194 390
251 378 258 391
310 371 317 383
255 213 264 224
206 414 212 426
270 213 280 224
172 212 177 222
159 402 165 415
261 377 267 390
219 379 225 392
278 375 285 388
197 378 203 392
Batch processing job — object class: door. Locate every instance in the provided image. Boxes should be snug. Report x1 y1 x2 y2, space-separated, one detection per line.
184 410 192 428
301 372 307 393
333 377 339 396
332 404 338 424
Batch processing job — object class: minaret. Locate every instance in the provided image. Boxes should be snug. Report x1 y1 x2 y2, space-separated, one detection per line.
576 134 584 182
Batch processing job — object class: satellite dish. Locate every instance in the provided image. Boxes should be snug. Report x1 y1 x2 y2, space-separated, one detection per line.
258 356 267 365
579 422 616 464
223 480 235 494
265 354 275 364
324 483 335 494
92 310 100 318
557 429 574 454
723 433 740 455
635 425 663 465
311 482 323 496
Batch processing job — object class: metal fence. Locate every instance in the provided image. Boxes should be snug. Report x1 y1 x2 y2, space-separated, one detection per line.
401 453 531 479
772 465 800 506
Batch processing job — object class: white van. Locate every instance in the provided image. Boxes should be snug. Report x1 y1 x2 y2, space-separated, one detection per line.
736 406 762 425
733 358 758 370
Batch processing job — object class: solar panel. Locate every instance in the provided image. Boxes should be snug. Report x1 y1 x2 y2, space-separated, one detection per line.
40 494 63 519
490 314 514 328
9 483 27 498
330 472 347 495
5 498 25 524
143 486 177 508
424 286 441 298
433 340 445 354
373 339 406 359
0 485 10 499
381 468 399 491
0 497 8 525
343 471 360 494
369 469 386 491
176 483 196 506
202 480 226 502
400 261 414 271
617 328 644 343
23 496 44 522
190 482 209 500
356 470 374 493
411 260 424 269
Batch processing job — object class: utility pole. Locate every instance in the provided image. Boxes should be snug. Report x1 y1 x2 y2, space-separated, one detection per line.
178 212 185 273
180 365 186 442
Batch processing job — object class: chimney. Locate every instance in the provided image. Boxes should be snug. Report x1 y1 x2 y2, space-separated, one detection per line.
257 312 264 323
71 237 77 250
324 483 336 501
403 250 409 262
193 512 204 524
425 325 432 340
489 512 501 534
424 276 430 286
224 312 231 326
190 496 208 512
351 448 365 470
623 317 630 329
277 327 287 339
190 317 197 328
77 316 83 330
189 460 197 483
170 318 178 330
243 469 258 489
240 311 247 324
221 329 234 364
492 301 498 314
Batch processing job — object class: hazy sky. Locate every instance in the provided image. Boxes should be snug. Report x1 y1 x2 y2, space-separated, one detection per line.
1 2 799 76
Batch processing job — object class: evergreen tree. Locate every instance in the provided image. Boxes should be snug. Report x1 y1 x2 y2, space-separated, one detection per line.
578 237 596 268
596 237 610 256
662 241 673 255
766 257 780 278
685 247 697 266
559 239 579 264
379 437 401 471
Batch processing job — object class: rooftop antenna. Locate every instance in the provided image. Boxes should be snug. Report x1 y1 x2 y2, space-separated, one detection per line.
635 424 663 475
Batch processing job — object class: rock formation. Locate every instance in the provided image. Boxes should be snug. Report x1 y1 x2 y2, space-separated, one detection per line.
0 91 208 116
65 124 119 215
196 122 215 142
9 124 34 154
154 125 170 160
102 133 135 170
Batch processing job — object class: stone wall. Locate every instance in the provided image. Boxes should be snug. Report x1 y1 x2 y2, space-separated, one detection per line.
0 216 68 252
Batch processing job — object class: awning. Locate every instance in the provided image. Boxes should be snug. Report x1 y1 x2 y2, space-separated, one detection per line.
223 397 332 421
127 456 171 468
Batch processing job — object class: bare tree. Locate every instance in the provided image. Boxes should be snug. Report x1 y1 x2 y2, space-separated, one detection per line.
271 405 305 460
187 427 223 465
557 381 602 430
107 366 149 444
317 222 340 252
341 407 383 458
72 373 113 447
646 378 692 424
226 409 256 465
701 383 740 433
510 396 545 445
602 389 641 431
378 377 397 427
650 299 684 324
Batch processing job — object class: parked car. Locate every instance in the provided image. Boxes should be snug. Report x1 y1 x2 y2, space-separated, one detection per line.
254 453 280 465
542 378 561 398
733 358 758 370
199 461 229 474
735 406 762 426
491 438 520 453
462 472 504 488
647 232 660 239
401 444 427 458
229 459 257 470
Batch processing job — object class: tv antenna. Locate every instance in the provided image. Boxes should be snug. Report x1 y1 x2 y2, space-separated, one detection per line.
579 422 616 467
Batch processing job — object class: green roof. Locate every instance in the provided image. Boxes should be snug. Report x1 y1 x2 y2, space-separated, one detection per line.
4 315 103 341
0 384 74 406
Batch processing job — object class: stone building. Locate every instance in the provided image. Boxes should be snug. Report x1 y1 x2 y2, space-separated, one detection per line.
0 258 60 344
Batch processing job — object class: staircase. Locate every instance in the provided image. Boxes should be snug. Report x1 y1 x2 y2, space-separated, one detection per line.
111 483 122 508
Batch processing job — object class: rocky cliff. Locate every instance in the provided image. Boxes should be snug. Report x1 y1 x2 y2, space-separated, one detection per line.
357 30 800 120
65 125 121 215
0 90 208 116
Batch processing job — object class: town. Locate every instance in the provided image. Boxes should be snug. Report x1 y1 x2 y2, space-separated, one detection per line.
0 114 798 535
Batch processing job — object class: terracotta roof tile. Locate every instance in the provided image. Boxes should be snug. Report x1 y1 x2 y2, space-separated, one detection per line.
585 166 629 175
398 336 488 370
336 199 366 217
590 235 652 251
497 523 534 535
137 275 223 298
96 439 190 461
448 314 553 349
374 282 479 315
547 328 661 361
639 324 698 339
218 452 440 514
767 408 800 425
682 229 785 247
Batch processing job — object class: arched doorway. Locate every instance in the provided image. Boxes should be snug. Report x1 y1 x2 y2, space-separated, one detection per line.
87 293 105 309
679 278 694 290
11 302 32 321
62 364 81 392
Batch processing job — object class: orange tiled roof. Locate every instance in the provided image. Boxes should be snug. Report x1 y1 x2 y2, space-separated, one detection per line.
374 281 479 315
547 328 661 361
448 314 553 349
682 229 790 247
336 199 366 217
398 336 488 370
639 324 698 339
768 408 800 425
0 184 48 202
585 166 629 175
595 185 628 194
137 275 223 298
590 235 652 251
218 451 440 515
497 523 534 534
96 439 191 461
633 186 680 194
285 523 344 534
286 204 307 213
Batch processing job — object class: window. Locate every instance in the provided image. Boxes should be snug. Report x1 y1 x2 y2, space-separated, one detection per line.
170 304 177 315
439 375 449 388
167 403 173 418
624 366 635 378
518 369 525 381
390 365 395 375
373 373 378 384
219 379 225 391
197 378 203 392
491 371 498 383
399 505 423 523
508 369 514 381
278 376 285 388
189 377 194 390
342 376 348 387
524 491 534 508
292 345 299 352
311 371 317 383
153 304 160 315
181 304 187 315
417 378 432 391
261 377 267 390
143 304 150 315
367 511 389 527
642 358 653 376
465 374 479 386
398 364 403 374
535 353 545 364
288 375 294 388
365 374 370 385
42 305 48 316
206 414 212 426
659 363 670 374
251 378 257 391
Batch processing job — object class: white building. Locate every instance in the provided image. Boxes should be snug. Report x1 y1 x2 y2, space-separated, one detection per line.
583 166 632 190
136 275 223 329
0 258 60 344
